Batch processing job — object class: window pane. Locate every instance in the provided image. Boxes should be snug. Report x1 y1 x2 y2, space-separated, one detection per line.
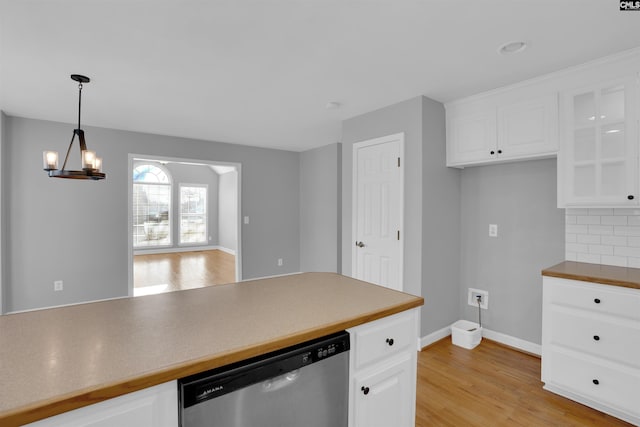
133 183 171 247
180 186 207 244
573 92 595 128
133 164 169 183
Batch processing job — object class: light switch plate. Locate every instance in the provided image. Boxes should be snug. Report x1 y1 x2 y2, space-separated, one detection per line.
489 224 498 237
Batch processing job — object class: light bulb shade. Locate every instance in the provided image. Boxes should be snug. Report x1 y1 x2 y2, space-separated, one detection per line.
43 151 59 171
94 157 102 172
82 150 96 170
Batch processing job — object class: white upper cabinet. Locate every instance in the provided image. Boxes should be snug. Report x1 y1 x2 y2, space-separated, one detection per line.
558 76 639 207
447 93 558 167
498 95 559 158
447 110 497 165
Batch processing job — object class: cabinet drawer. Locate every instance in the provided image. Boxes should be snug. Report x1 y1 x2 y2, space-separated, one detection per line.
544 277 640 320
546 350 640 416
352 353 413 427
351 311 414 370
548 309 640 369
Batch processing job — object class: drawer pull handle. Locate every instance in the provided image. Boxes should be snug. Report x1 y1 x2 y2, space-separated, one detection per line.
594 298 601 304
361 386 370 395
386 338 394 346
592 379 599 385
490 150 495 155
497 149 502 154
629 195 635 200
593 335 600 341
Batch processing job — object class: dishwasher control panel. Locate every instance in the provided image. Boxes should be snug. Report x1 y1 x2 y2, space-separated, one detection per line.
179 330 350 407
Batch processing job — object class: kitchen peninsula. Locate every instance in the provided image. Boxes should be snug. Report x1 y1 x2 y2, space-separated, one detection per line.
0 273 423 426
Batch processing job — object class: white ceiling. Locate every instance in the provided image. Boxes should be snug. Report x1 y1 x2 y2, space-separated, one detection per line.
2 0 640 152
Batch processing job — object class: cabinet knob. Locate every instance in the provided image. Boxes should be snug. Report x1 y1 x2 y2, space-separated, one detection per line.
592 379 599 385
594 298 601 304
629 195 635 200
497 149 502 154
593 335 600 341
490 150 495 155
361 386 370 395
386 338 394 346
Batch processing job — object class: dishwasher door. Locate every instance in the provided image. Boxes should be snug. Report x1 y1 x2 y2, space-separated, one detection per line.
179 331 349 427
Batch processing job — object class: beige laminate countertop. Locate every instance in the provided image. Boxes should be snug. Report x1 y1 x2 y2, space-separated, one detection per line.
0 272 423 426
542 261 640 290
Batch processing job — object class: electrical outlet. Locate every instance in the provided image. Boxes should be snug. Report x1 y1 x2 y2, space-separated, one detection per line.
277 258 283 267
489 224 498 237
54 280 63 291
468 288 488 309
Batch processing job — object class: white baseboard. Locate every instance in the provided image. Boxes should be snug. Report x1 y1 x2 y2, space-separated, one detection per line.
242 272 303 282
419 325 452 349
419 323 541 356
134 245 233 256
216 246 236 256
7 295 127 315
481 328 541 356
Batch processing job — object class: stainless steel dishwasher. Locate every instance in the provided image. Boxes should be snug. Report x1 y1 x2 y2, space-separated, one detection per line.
178 330 350 427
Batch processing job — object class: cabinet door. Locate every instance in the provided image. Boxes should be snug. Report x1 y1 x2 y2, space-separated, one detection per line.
447 111 497 165
352 355 414 427
25 382 178 427
559 77 639 207
497 94 558 159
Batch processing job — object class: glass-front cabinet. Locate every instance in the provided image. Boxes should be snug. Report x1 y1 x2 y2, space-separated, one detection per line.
559 76 639 207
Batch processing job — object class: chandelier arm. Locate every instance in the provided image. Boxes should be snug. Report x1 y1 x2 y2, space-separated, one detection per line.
60 131 77 171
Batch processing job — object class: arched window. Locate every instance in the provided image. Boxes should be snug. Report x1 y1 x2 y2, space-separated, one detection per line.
133 163 172 247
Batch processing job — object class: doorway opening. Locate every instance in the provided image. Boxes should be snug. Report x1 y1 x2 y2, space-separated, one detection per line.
128 154 241 296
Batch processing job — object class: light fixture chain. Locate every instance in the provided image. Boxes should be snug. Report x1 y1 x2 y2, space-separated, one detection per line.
77 82 83 129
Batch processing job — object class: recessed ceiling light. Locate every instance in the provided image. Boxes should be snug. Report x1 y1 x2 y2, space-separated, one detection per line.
498 41 528 55
325 101 342 110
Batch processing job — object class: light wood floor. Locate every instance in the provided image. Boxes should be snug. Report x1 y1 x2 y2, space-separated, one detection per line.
416 338 633 426
133 250 236 295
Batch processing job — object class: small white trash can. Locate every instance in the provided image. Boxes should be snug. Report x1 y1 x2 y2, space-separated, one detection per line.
451 320 482 349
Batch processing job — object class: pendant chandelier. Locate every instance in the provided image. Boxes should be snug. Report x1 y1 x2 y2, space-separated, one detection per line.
43 74 106 180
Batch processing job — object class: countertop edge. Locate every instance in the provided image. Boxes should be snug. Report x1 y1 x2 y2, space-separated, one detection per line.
3 298 423 426
541 261 640 290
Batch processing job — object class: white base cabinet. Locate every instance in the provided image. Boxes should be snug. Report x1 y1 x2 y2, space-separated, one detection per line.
348 308 418 427
542 277 640 426
25 382 178 427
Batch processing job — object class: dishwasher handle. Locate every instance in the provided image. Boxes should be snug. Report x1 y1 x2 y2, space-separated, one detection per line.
262 369 300 392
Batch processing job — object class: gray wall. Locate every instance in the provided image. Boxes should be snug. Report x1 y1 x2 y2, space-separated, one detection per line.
3 115 300 312
341 96 460 337
0 113 5 313
133 161 220 250
459 158 564 344
421 97 461 336
342 97 423 301
218 170 238 252
299 143 341 272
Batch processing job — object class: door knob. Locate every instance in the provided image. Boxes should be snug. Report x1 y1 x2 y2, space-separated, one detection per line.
355 241 365 248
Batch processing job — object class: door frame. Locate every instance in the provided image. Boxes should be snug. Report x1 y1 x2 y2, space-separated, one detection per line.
127 153 242 296
351 133 405 290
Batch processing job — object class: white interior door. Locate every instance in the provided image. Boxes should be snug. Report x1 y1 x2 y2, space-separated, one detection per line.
352 133 404 291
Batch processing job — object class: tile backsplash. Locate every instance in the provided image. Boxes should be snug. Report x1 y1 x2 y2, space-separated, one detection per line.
566 208 640 268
